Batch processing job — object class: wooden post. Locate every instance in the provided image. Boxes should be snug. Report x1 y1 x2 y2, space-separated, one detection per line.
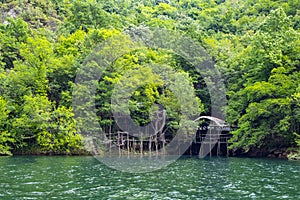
140 132 143 156
199 144 202 158
155 113 158 157
226 139 229 157
149 136 152 156
209 129 212 157
127 132 129 157
155 135 158 157
109 115 112 153
109 132 112 154
133 137 136 154
121 134 124 156
118 132 121 157
217 141 220 157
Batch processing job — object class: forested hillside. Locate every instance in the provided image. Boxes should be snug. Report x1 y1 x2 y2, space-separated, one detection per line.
0 0 299 157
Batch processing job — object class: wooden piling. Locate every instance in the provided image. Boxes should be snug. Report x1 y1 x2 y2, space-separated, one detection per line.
127 132 129 156
155 135 158 157
118 132 121 157
217 141 220 157
132 140 134 153
140 132 143 156
149 136 152 156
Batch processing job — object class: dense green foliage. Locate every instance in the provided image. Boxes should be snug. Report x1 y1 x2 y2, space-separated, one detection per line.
0 0 299 155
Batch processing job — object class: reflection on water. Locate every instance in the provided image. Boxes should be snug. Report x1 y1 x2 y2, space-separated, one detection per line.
0 156 299 199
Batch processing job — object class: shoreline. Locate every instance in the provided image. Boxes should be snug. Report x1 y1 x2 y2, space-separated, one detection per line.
3 149 299 161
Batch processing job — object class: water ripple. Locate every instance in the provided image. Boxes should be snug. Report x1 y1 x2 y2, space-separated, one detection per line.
0 156 299 199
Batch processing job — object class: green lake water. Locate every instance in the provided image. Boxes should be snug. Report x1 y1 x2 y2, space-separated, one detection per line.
0 156 299 199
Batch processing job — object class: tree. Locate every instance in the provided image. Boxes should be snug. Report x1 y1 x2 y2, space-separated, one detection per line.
0 96 14 155
37 106 83 154
0 18 29 69
228 9 300 152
